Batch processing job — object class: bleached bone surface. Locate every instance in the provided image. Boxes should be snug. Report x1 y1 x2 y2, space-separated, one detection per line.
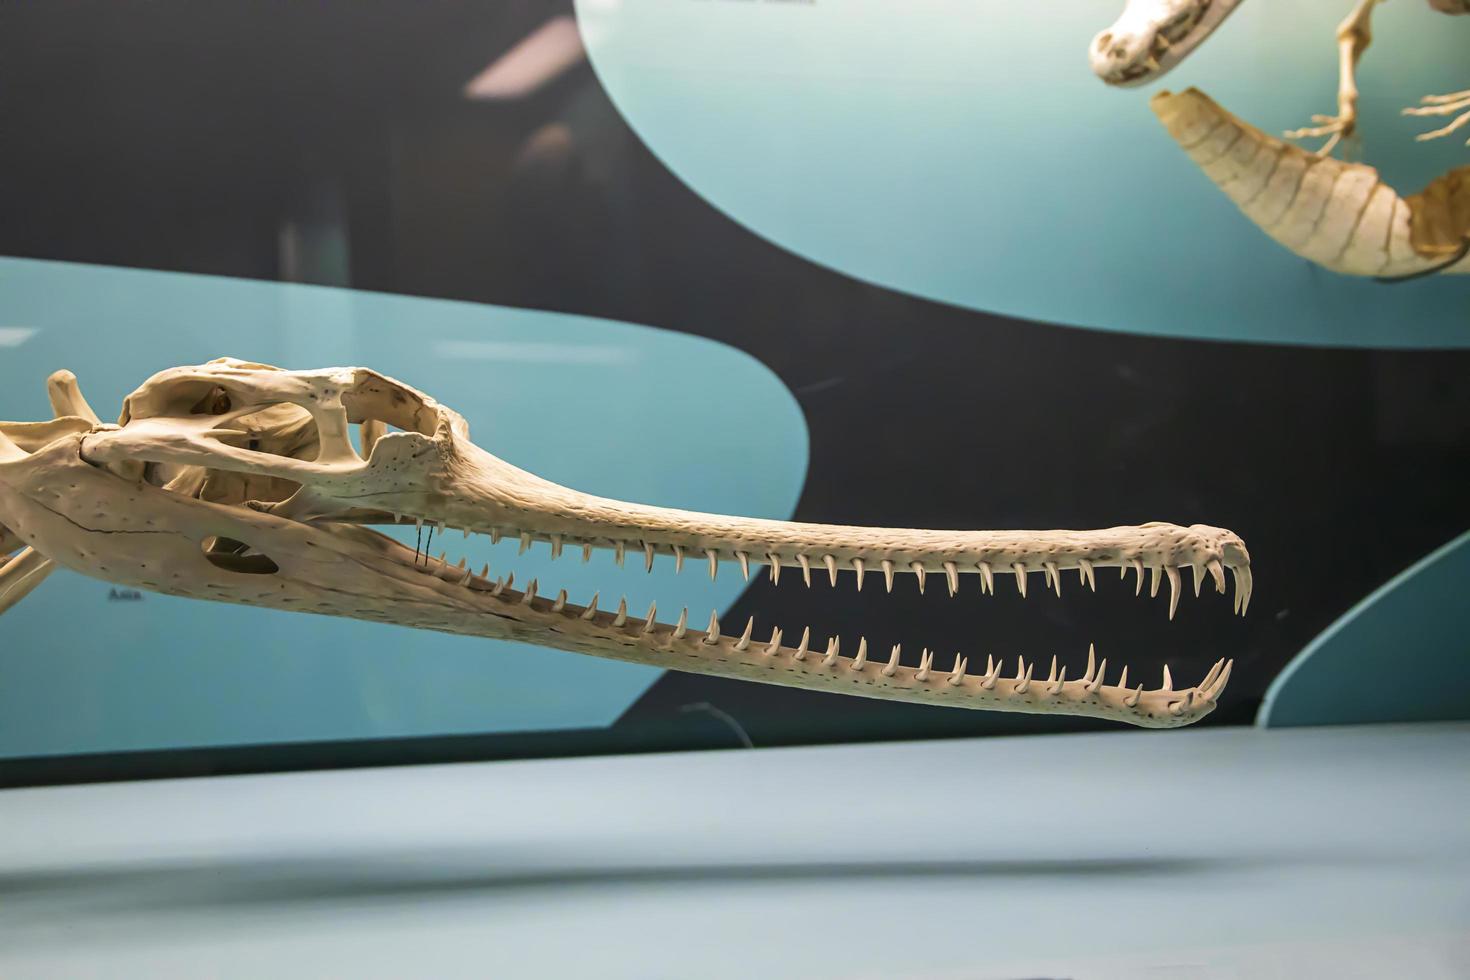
1153 87 1470 277
0 360 1254 728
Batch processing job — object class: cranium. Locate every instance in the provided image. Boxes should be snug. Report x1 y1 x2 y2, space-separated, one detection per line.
0 359 1251 728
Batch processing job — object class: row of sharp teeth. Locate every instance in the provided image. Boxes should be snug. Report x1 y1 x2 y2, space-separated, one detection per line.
410 540 1233 714
396 517 1251 618
1150 1 1209 58
415 535 1235 718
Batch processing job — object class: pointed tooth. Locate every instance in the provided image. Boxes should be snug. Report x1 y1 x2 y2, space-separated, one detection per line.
1125 684 1143 708
797 553 812 587
392 512 404 524
851 637 867 670
456 556 467 571
915 648 934 681
1166 566 1181 620
1014 659 1034 694
1044 561 1061 596
615 540 626 567
1205 659 1234 700
1207 558 1226 593
582 542 593 563
1191 563 1204 598
944 561 959 597
1012 563 1028 597
1082 644 1097 684
850 556 865 590
1047 666 1067 695
489 527 501 545
1046 655 1058 685
644 541 655 573
978 562 994 594
672 544 684 573
458 567 473 586
1238 566 1253 616
1198 658 1226 692
434 519 446 535
703 610 720 644
1085 658 1107 694
521 579 538 604
1079 559 1096 591
581 592 599 620
910 562 927 594
706 549 719 581
1162 664 1174 691
479 564 490 579
436 551 447 570
946 654 967 686
415 516 425 531
823 553 839 587
794 627 811 661
612 597 628 627
552 589 568 613
735 616 754 651
1169 690 1195 716
550 534 563 559
882 559 896 593
764 627 783 656
981 655 999 689
822 636 840 667
767 554 781 586
1149 564 1163 598
883 643 902 677
673 607 689 639
641 602 658 633
493 572 512 596
519 532 532 555
1131 558 1145 595
737 551 750 581
1117 665 1129 691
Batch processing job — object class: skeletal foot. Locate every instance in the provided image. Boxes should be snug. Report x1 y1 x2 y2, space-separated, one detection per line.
1285 110 1357 158
1404 89 1470 144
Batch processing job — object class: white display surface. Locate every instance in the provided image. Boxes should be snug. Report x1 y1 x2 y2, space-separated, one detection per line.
2 724 1468 978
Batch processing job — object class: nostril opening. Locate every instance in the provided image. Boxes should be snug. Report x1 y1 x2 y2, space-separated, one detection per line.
1096 32 1112 51
201 535 280 575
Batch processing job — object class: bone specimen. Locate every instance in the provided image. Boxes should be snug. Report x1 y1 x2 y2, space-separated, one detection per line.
0 360 1252 728
1153 88 1470 278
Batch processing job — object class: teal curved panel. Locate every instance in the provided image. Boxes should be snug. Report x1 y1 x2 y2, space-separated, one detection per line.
1258 531 1470 728
0 258 808 755
577 0 1470 348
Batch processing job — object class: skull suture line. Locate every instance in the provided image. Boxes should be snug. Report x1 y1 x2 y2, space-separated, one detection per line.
0 359 1251 728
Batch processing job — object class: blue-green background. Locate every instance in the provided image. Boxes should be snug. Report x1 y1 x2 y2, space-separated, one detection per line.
577 0 1470 347
0 259 808 755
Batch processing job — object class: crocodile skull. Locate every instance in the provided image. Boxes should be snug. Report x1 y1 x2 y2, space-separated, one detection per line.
0 359 1251 728
1090 0 1243 86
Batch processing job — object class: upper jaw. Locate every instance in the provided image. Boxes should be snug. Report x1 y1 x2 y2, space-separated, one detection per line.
78 360 1253 617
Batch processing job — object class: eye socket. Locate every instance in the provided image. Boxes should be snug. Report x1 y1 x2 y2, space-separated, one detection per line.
200 536 280 575
188 386 233 416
